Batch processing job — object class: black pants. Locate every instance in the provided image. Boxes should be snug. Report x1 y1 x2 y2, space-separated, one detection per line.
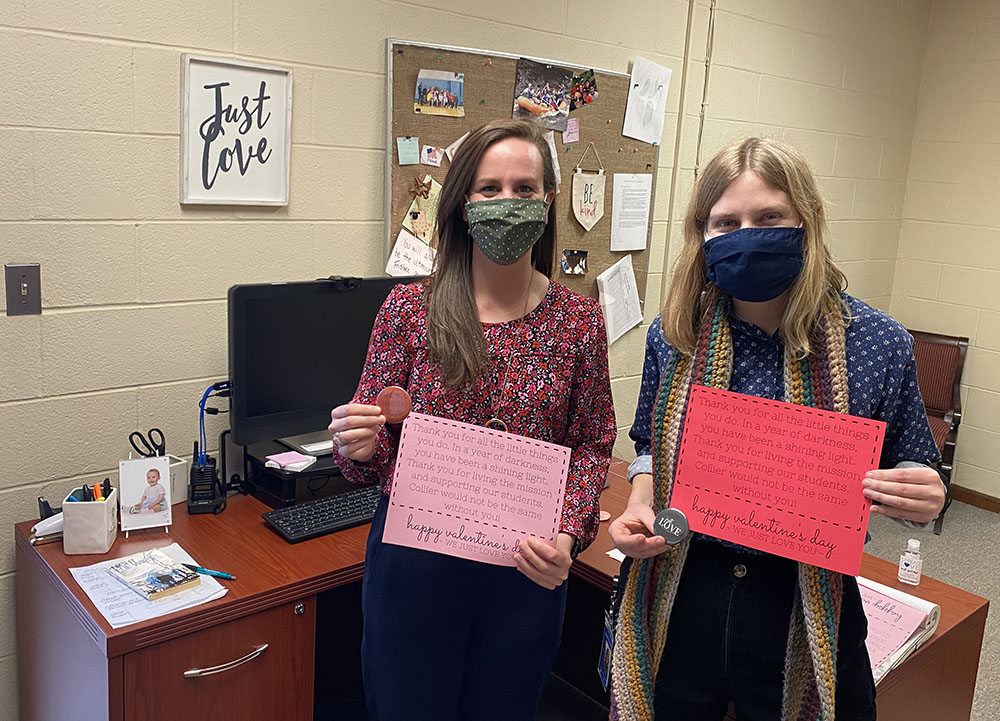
646 538 876 720
361 494 567 721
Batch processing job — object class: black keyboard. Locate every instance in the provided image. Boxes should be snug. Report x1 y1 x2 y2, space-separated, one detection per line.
261 485 383 543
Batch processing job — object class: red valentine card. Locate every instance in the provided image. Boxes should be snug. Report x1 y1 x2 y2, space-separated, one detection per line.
670 385 884 575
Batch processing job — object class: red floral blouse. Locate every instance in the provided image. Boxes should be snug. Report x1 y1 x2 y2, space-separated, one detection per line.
334 279 616 550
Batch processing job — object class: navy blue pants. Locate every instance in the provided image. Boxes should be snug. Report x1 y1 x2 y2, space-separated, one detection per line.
361 494 567 721
647 538 876 720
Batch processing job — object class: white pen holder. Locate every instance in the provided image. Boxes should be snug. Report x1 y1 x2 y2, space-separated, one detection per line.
167 455 189 504
62 488 118 555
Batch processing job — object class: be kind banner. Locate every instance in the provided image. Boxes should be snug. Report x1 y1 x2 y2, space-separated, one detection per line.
181 55 292 205
572 169 605 231
671 385 884 576
384 413 569 566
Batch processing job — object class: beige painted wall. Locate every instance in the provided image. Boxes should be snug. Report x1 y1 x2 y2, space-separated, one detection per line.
891 0 1000 497
2 0 996 717
0 1 691 716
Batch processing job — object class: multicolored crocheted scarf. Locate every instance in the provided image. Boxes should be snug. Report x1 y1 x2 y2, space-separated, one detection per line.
610 289 848 721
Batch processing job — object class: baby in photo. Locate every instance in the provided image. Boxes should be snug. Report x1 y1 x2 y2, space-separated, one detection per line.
131 467 166 514
119 455 172 533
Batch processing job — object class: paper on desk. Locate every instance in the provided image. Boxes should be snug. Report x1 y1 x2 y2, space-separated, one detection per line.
606 548 626 562
858 576 940 684
69 542 227 629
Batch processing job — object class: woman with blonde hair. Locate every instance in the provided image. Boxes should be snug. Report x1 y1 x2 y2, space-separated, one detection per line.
330 119 616 720
608 137 945 720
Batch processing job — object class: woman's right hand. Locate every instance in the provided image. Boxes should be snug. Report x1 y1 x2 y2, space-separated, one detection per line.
329 404 386 462
608 473 669 559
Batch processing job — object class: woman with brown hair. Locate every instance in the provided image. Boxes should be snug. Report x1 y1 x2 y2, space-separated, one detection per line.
329 119 616 720
608 137 945 720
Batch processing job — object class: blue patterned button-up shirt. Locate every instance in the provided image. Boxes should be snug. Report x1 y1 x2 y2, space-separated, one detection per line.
628 294 941 540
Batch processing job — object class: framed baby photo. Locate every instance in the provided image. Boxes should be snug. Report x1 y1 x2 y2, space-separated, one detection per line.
119 456 173 533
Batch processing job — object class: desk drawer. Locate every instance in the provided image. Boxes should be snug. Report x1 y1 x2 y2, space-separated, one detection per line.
124 598 315 721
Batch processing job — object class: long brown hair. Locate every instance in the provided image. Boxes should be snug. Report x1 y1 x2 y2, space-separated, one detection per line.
664 137 848 356
426 119 557 387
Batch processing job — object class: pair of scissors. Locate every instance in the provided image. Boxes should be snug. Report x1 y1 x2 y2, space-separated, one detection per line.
129 428 166 458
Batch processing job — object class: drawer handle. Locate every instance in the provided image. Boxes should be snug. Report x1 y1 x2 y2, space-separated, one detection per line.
183 644 269 678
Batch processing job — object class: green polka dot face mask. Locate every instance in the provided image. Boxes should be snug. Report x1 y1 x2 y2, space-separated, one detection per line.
465 198 548 265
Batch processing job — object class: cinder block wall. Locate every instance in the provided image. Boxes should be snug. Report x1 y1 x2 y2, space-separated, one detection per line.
3 0 997 717
891 0 1000 497
0 2 689 716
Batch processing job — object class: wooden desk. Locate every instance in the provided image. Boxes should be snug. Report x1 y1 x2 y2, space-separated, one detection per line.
16 494 369 721
571 460 990 721
16 463 989 721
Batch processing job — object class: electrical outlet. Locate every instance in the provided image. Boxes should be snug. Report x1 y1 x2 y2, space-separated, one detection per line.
5 263 41 316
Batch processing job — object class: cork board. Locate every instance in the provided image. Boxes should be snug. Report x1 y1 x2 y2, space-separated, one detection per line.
386 39 658 302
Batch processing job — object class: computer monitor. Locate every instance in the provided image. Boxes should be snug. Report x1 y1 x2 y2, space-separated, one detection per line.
227 276 419 450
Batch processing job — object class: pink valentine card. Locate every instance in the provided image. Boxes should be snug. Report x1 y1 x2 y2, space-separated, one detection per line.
670 385 884 575
383 412 570 566
858 581 929 669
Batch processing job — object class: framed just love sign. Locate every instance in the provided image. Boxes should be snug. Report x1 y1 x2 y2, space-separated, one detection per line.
670 385 885 576
181 54 292 205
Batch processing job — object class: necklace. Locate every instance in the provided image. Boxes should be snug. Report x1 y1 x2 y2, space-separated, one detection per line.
484 273 535 433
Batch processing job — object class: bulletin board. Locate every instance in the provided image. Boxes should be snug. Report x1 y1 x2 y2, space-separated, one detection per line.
386 39 660 302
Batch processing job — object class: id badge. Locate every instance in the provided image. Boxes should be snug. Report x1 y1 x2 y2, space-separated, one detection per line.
598 608 615 691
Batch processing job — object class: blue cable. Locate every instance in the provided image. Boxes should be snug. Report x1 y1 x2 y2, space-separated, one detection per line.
198 384 214 467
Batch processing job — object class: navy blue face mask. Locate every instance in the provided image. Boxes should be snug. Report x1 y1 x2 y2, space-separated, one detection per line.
703 226 804 302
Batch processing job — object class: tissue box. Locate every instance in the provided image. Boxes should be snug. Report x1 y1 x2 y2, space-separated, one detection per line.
167 455 189 504
63 487 118 555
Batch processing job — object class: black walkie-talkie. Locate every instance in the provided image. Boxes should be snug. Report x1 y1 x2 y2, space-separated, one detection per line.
188 442 225 514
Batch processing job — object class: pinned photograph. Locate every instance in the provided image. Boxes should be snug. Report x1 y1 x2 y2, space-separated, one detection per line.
414 69 465 117
119 455 173 533
421 145 444 167
512 58 573 132
570 69 598 111
402 174 443 246
561 249 589 275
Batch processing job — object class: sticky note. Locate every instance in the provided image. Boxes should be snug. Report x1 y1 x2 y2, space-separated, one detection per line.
396 136 420 165
562 117 580 144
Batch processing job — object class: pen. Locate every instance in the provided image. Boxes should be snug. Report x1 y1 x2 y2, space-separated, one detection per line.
182 563 236 581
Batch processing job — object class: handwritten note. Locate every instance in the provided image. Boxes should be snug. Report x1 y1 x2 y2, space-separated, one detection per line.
670 385 884 575
383 413 569 566
396 136 420 165
562 117 580 144
386 229 435 277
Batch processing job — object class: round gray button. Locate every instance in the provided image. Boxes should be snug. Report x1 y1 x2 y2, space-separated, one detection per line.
733 563 747 578
652 508 689 545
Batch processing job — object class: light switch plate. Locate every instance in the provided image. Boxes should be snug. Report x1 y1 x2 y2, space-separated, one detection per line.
5 263 41 316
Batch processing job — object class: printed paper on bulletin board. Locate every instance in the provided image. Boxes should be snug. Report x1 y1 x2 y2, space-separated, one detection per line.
387 40 661 302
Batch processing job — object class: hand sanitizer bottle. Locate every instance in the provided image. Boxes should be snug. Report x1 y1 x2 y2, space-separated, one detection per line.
898 538 922 586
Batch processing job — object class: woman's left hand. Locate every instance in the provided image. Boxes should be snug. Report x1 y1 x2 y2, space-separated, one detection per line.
514 533 575 590
863 466 946 523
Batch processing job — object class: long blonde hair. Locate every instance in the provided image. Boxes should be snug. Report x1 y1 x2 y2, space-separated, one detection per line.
426 119 557 387
664 137 847 356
